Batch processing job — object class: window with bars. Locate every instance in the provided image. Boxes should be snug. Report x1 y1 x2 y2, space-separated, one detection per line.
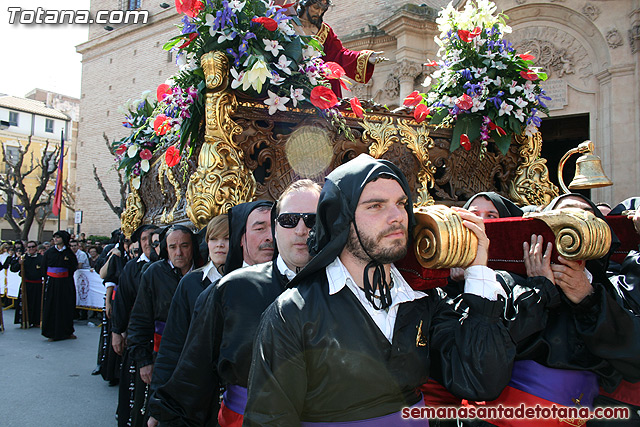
45 118 54 133
4 145 20 173
126 0 141 10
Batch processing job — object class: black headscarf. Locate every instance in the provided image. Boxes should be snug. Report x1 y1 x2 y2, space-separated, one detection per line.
289 154 414 310
225 200 274 273
463 192 524 218
53 230 71 247
131 224 159 245
609 197 640 216
159 225 204 269
544 193 620 274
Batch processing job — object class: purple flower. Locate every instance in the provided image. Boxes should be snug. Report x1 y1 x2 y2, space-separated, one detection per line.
487 90 504 110
181 15 197 34
459 69 472 80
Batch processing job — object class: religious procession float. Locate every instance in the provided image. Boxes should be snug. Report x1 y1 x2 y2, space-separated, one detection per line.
113 0 637 271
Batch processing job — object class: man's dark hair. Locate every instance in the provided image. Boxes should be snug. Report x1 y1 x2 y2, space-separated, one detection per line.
296 0 331 23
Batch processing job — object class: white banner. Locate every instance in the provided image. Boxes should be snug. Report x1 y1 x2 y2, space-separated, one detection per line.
74 269 105 310
6 270 20 298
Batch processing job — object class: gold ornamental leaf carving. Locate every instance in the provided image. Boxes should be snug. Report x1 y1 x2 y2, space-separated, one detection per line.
362 116 398 158
398 119 436 206
157 153 183 224
120 181 145 238
509 132 558 206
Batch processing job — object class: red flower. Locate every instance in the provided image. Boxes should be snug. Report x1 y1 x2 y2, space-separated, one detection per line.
424 60 437 67
157 84 172 102
310 86 338 109
518 53 535 61
323 62 349 90
275 2 295 10
350 97 364 118
139 149 153 160
488 121 507 136
116 144 127 156
460 134 471 151
458 27 481 42
165 146 181 167
455 93 473 110
251 17 278 31
178 32 198 49
520 70 538 81
403 91 423 107
414 104 430 123
175 0 203 17
153 115 171 136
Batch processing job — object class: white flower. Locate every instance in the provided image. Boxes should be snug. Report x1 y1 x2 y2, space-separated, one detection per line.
472 67 487 79
131 176 141 190
421 76 432 87
127 145 138 158
264 90 290 115
243 59 271 93
275 55 292 75
140 159 150 173
471 98 486 113
263 39 284 56
131 99 142 110
278 20 296 36
217 30 236 44
509 81 523 94
270 71 285 86
512 97 528 109
228 0 246 13
492 61 508 70
524 122 538 136
290 86 305 107
498 101 513 116
302 45 321 59
141 90 154 102
230 68 244 90
205 14 216 37
514 109 526 122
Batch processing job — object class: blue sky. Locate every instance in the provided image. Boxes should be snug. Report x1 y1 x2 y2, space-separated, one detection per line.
0 0 91 99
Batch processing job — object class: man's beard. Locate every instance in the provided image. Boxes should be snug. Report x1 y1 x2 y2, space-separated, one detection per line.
306 11 324 29
345 223 408 264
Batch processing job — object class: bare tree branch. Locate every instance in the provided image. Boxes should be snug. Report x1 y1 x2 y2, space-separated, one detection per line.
91 133 129 218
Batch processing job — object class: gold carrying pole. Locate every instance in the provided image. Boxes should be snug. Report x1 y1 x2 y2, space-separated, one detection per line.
557 140 613 194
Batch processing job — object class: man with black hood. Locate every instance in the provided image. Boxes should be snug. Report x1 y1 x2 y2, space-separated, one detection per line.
112 224 159 427
126 225 202 427
41 230 79 341
224 200 275 272
148 182 319 427
244 154 516 425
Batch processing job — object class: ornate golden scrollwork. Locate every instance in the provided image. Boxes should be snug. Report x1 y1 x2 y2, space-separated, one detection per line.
186 51 256 229
509 132 559 206
120 180 145 238
363 116 398 158
398 119 436 207
413 205 478 269
524 208 612 260
158 154 183 223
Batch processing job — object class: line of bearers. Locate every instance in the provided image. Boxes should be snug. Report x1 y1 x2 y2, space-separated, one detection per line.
111 154 640 427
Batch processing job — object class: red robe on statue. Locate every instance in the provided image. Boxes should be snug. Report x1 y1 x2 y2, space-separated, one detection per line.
315 23 375 97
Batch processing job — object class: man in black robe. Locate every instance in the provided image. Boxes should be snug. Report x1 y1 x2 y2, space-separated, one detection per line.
112 224 159 427
41 230 78 341
148 182 320 426
11 240 45 327
244 154 516 425
126 225 202 425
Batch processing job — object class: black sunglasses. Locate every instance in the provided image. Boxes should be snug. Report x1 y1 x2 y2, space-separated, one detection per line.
27 245 37 248
276 213 316 229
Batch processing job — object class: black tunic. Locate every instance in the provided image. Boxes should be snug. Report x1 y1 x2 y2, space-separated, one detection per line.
149 267 211 395
41 246 78 340
127 259 183 367
11 254 45 326
149 261 287 426
112 257 148 335
243 271 515 425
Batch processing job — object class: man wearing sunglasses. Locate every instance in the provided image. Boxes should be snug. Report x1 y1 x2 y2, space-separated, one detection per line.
150 180 321 427
10 240 45 327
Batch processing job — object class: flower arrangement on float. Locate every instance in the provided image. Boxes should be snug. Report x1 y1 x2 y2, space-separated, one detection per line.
404 0 550 155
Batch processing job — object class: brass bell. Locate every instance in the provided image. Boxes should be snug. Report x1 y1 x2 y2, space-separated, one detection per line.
557 140 613 194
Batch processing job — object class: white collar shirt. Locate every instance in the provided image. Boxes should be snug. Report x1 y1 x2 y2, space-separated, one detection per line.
201 260 222 283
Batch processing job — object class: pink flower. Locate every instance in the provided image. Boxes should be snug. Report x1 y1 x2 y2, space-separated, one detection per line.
350 97 364 118
157 84 172 102
165 146 181 167
139 149 153 160
310 86 338 109
414 104 430 123
403 91 423 107
455 93 473 110
175 0 203 17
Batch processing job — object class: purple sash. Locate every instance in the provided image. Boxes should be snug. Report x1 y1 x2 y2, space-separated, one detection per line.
223 384 248 415
509 360 599 408
47 267 68 273
154 320 166 336
301 398 428 426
